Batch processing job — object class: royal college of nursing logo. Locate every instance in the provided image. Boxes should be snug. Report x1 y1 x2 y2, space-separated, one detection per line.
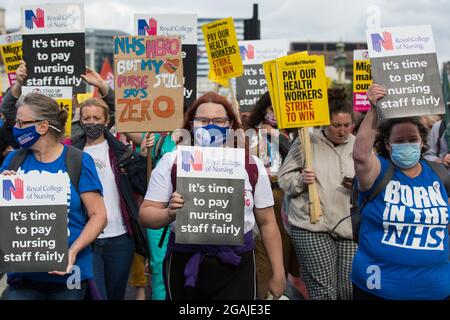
181 150 203 173
24 8 45 30
371 31 394 53
137 18 157 36
239 44 255 60
1 178 24 201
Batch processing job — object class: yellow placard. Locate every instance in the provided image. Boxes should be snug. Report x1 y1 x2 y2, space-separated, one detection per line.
202 17 243 81
353 51 372 112
262 60 275 106
275 55 329 128
77 93 93 104
263 51 309 126
353 61 372 92
0 41 23 87
21 86 73 139
56 98 73 138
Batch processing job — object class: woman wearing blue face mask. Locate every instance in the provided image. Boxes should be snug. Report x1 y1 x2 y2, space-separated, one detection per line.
352 84 450 300
139 92 286 300
0 93 107 300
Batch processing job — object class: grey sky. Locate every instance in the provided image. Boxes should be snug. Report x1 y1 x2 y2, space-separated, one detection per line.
2 0 450 65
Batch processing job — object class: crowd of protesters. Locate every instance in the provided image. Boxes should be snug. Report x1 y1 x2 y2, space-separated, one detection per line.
0 59 449 301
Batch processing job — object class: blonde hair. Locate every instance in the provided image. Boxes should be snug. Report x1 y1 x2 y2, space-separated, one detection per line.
79 98 109 121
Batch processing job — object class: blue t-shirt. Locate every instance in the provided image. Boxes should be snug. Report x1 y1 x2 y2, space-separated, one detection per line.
352 156 450 299
1 145 103 284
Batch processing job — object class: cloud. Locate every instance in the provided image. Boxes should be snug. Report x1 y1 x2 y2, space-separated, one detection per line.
1 0 449 64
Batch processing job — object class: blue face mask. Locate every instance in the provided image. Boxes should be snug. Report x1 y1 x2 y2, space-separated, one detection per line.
390 142 421 169
0 118 4 128
13 125 41 149
194 124 228 147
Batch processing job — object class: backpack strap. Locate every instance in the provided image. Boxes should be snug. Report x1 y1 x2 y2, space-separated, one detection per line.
159 155 177 248
424 159 450 197
348 160 394 243
154 134 166 163
65 145 83 196
360 161 395 206
245 150 258 197
7 149 29 172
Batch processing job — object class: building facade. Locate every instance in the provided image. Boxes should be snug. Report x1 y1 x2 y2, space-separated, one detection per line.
291 41 367 80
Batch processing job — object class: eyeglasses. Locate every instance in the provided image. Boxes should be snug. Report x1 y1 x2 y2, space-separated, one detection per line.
193 117 230 126
14 119 41 128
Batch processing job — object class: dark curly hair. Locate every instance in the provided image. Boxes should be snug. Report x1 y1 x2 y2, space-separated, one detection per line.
247 91 271 129
375 117 429 158
327 86 354 121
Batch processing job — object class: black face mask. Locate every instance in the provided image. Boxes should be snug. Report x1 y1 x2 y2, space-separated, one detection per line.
81 123 105 140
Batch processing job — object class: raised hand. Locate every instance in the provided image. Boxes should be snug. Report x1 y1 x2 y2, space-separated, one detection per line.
80 67 108 96
367 84 387 106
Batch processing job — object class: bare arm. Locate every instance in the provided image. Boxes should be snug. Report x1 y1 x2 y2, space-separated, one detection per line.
139 192 183 229
80 67 109 97
50 191 107 275
353 84 385 191
75 191 108 251
254 206 286 298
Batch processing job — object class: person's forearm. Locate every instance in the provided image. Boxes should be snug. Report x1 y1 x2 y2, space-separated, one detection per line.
70 213 106 255
139 206 173 229
260 221 285 278
11 82 22 99
99 82 109 97
353 107 378 164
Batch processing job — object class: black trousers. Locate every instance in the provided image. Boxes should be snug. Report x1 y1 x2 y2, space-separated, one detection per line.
352 284 384 300
164 250 256 300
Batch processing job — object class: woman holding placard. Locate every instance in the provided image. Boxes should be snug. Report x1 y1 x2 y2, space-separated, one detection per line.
139 92 286 300
278 88 357 300
1 93 107 300
351 84 450 300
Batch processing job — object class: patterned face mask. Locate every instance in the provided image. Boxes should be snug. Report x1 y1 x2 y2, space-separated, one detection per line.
81 123 105 140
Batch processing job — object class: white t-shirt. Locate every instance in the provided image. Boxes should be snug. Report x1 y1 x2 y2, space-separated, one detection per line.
84 140 127 238
144 150 275 233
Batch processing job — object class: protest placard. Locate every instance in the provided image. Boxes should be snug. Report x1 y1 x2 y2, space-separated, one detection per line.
353 49 372 112
113 35 184 133
263 51 309 124
0 172 69 272
21 3 86 93
22 86 72 139
0 33 23 87
175 146 246 245
263 52 326 222
135 14 197 110
236 39 289 112
274 54 330 129
366 25 445 118
202 17 243 81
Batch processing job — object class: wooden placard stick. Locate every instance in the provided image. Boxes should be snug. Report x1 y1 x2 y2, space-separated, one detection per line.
228 78 241 121
298 127 322 223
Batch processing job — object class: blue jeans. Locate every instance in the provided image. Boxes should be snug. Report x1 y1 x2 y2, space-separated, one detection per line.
92 233 135 300
5 278 88 300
